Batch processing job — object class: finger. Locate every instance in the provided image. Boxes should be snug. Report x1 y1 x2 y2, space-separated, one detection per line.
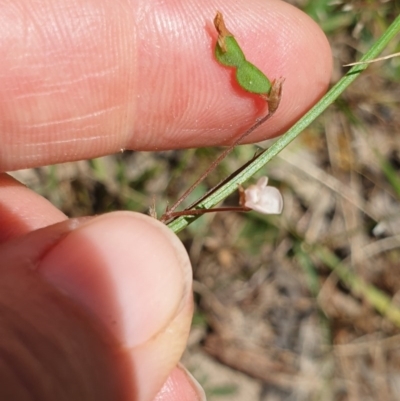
0 212 193 401
0 0 332 171
0 173 67 243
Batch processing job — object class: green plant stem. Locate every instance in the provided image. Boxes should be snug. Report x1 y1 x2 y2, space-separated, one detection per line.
168 13 400 234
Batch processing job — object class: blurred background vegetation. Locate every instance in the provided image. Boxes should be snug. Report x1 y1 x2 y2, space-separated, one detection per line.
10 0 400 400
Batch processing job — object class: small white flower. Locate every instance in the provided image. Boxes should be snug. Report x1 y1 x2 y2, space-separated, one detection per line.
244 177 283 214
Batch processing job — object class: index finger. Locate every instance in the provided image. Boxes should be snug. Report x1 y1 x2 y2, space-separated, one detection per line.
0 0 332 171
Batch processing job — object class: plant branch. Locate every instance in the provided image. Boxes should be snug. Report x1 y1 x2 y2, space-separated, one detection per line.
167 13 400 233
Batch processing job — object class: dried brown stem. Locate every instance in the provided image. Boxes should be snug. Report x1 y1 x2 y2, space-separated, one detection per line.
164 206 251 219
160 80 284 224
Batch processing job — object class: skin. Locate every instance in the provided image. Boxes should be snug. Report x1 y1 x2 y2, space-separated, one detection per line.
0 0 332 400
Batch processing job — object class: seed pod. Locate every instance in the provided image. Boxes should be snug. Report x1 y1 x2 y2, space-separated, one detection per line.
213 12 284 113
215 35 246 67
214 12 272 97
236 61 272 94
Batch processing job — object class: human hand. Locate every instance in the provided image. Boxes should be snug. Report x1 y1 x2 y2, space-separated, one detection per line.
0 0 332 400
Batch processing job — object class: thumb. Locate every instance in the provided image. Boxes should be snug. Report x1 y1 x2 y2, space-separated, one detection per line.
0 212 193 401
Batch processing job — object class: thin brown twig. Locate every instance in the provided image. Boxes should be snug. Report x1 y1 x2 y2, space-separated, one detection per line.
185 147 266 211
159 111 272 222
164 206 251 219
159 78 284 223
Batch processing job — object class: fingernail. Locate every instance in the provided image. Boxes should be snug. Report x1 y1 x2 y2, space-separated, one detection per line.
155 364 207 401
177 363 207 401
38 212 192 347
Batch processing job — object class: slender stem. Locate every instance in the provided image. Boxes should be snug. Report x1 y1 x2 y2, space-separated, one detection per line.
162 151 264 224
167 13 400 233
165 206 251 219
185 148 265 210
160 109 273 222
